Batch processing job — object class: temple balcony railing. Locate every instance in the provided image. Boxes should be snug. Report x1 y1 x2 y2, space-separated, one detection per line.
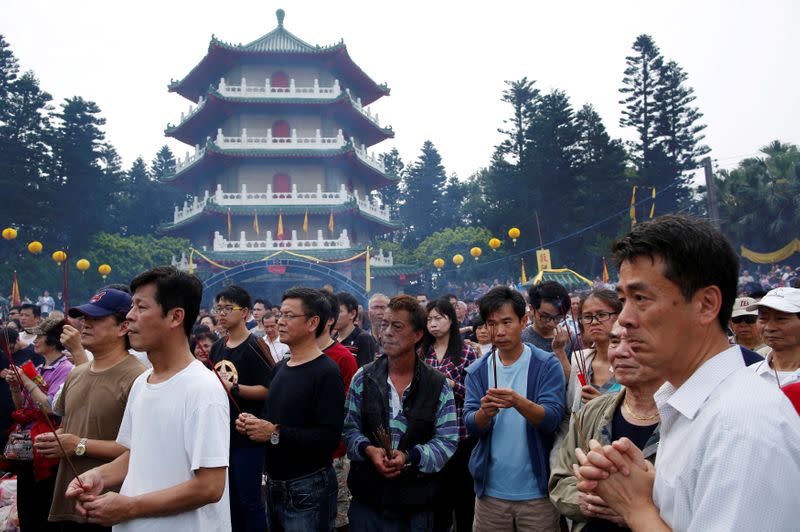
216 129 345 150
172 184 393 224
369 249 394 267
353 143 385 173
218 77 341 100
175 144 206 172
213 229 351 252
344 88 382 128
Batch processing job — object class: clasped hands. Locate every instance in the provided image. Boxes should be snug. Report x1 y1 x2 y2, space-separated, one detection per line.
479 387 521 418
235 412 276 442
364 445 406 479
573 437 656 525
65 469 133 526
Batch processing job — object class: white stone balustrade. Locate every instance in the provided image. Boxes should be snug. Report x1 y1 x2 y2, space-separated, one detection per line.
216 128 345 150
173 190 210 223
218 77 341 99
175 144 206 172
352 190 391 222
369 249 394 267
170 253 190 272
213 229 351 252
345 88 382 128
214 183 349 205
169 183 394 225
353 143 385 173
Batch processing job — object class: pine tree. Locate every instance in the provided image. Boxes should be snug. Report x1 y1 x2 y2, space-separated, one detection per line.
151 145 176 180
619 34 663 170
51 97 114 248
399 141 448 246
496 78 539 167
378 147 403 220
0 35 20 123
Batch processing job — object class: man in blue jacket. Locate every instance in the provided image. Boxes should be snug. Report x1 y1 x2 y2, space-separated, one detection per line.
464 286 565 531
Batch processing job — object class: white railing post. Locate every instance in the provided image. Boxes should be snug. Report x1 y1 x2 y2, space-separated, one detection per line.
219 77 226 91
267 128 273 143
337 129 344 145
173 206 179 223
313 79 319 94
290 79 296 93
315 129 321 144
265 78 271 92
239 231 246 245
241 183 247 198
267 184 273 196
216 129 223 144
291 183 298 196
241 77 246 91
215 184 223 202
316 183 322 196
241 128 248 145
333 79 340 96
317 229 324 246
291 129 297 144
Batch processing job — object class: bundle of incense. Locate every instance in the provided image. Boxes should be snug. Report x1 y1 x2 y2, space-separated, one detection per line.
0 333 85 490
374 426 393 456
565 311 589 386
492 345 499 389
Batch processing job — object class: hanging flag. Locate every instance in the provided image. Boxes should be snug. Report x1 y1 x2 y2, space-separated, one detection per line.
277 210 284 240
328 209 335 236
303 210 309 235
602 257 610 284
629 185 637 227
11 271 21 307
227 208 232 238
521 258 528 284
649 187 656 219
365 246 371 293
253 211 260 237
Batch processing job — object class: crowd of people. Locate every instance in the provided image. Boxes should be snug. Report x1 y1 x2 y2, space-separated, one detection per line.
0 214 798 532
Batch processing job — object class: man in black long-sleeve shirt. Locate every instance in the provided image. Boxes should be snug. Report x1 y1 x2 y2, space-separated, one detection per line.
236 287 344 532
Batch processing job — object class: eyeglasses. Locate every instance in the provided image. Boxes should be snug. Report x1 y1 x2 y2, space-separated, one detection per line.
536 311 563 324
212 305 243 316
731 315 757 325
580 312 617 325
276 312 310 322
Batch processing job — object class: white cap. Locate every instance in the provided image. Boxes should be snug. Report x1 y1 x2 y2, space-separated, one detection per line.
731 297 758 318
746 287 800 313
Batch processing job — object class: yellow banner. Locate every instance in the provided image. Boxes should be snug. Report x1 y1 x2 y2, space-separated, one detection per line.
536 249 552 272
741 239 800 264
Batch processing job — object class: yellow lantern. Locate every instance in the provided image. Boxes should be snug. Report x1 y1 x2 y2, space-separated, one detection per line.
433 258 445 271
27 241 43 254
2 228 17 240
76 259 91 273
508 227 520 244
98 264 112 279
470 247 482 260
52 250 67 264
489 238 501 251
452 254 464 268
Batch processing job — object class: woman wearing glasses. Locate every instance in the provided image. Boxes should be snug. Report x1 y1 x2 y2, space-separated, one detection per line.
566 289 623 412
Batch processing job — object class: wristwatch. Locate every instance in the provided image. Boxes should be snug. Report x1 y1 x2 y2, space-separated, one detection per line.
231 383 240 396
75 438 88 456
270 425 280 445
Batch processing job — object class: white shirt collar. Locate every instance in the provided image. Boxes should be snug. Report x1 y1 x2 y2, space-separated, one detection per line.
654 345 744 421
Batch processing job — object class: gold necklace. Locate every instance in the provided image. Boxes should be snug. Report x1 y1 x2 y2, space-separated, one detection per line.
623 397 660 421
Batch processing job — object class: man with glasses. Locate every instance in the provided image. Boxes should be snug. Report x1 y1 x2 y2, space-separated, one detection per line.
209 286 272 532
261 310 289 363
522 282 571 379
729 296 770 356
236 287 343 531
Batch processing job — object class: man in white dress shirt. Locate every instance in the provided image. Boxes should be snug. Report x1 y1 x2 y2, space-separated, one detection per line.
575 215 799 531
748 287 800 388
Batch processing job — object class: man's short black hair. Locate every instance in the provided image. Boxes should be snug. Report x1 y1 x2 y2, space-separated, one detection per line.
335 292 359 318
19 303 41 318
611 214 739 330
214 285 252 311
387 295 427 334
319 290 340 335
0 327 19 349
130 266 203 339
527 281 570 315
479 287 527 321
252 298 270 309
282 287 329 338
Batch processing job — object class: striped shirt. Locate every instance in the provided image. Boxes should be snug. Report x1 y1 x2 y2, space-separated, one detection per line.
423 344 479 440
343 367 458 474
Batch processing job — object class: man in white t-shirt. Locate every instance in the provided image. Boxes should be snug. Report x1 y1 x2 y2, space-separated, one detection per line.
65 266 231 531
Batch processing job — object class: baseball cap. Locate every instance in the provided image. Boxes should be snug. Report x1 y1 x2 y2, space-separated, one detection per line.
25 316 65 336
68 289 132 319
731 297 758 318
746 287 800 313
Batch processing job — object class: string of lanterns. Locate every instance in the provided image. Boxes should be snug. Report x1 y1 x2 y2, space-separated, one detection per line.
434 227 520 270
3 227 112 278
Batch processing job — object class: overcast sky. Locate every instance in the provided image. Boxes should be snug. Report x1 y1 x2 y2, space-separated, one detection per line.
4 0 798 181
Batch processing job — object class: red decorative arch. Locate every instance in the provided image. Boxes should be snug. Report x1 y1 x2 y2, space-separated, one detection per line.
272 120 290 138
270 71 290 88
273 173 291 193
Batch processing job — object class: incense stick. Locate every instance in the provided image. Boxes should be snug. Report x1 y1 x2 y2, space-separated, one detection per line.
374 426 393 456
1 328 86 490
198 343 242 413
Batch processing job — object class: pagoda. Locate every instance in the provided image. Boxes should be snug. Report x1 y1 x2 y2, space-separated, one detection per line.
161 9 417 300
